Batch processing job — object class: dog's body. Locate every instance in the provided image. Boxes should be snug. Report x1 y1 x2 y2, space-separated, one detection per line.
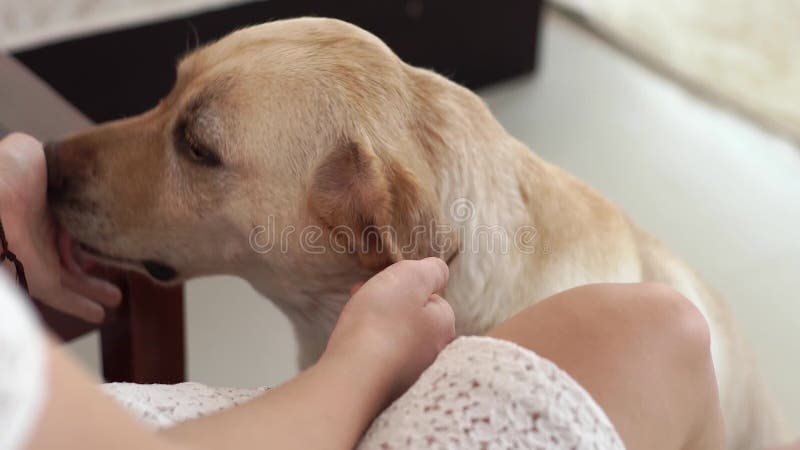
48 18 783 448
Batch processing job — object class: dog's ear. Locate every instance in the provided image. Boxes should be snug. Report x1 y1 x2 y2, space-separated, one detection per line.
308 139 452 270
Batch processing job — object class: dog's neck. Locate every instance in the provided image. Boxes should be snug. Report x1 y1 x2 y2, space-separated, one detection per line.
411 70 541 335
240 256 371 367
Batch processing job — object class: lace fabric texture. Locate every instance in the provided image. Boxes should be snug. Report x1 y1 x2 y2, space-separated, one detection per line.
359 336 624 449
103 382 269 429
104 336 624 449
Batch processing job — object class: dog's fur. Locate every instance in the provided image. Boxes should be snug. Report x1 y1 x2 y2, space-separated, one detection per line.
48 18 784 449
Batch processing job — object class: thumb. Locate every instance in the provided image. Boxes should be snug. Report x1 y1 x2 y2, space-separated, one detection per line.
364 258 449 307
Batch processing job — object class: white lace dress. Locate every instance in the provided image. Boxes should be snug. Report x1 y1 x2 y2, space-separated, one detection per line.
103 340 625 449
0 273 623 449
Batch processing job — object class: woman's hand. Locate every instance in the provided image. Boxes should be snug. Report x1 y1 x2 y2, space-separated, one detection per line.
325 257 456 399
165 257 456 450
0 133 121 322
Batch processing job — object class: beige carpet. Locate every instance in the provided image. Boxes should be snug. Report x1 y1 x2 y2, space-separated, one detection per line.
552 0 800 143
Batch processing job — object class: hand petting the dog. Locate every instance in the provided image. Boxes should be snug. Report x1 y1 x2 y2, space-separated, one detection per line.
0 132 121 323
167 257 456 450
326 257 456 398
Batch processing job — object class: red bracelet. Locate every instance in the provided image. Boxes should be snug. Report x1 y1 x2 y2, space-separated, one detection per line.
0 218 29 294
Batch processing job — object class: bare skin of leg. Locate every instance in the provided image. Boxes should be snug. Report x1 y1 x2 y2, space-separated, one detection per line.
487 283 726 450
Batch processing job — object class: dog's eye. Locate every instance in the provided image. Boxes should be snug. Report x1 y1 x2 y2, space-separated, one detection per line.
185 133 217 164
175 122 222 167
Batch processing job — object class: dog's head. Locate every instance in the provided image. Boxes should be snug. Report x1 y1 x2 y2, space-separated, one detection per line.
48 18 454 287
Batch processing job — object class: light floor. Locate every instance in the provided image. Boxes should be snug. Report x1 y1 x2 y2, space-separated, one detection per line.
69 9 800 433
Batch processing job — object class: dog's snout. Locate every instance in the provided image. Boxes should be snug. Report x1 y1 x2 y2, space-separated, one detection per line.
44 141 64 198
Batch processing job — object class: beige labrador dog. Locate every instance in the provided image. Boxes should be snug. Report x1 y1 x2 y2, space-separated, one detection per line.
47 18 783 449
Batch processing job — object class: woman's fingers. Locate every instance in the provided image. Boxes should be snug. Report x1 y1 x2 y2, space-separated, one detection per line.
1 133 117 323
0 133 46 213
46 288 106 323
62 271 122 309
425 293 453 313
425 294 456 341
366 257 449 306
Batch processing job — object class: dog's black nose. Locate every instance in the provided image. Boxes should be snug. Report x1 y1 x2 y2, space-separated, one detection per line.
44 141 64 199
143 261 178 282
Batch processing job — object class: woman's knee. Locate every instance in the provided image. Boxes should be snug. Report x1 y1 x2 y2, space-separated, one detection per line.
489 282 721 449
489 283 715 398
489 282 714 377
621 282 713 368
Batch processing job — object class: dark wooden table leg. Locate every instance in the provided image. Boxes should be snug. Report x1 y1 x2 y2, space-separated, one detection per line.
101 273 185 383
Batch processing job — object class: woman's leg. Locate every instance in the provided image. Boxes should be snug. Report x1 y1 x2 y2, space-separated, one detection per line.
487 283 725 450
